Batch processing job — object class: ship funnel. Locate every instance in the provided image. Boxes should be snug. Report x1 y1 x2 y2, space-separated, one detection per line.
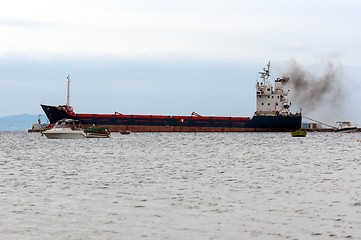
66 74 70 107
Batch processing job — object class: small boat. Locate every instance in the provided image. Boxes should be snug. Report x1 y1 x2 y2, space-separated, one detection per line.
28 123 49 133
28 114 49 132
42 119 86 139
84 125 110 138
120 130 131 135
335 121 357 133
291 129 307 137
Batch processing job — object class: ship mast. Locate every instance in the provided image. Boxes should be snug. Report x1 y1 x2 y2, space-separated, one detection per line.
259 60 270 83
66 74 70 107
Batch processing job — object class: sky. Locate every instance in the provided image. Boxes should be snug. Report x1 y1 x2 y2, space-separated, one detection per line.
1 0 361 126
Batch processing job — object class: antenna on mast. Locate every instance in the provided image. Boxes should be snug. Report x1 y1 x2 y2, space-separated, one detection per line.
259 61 271 83
66 74 70 107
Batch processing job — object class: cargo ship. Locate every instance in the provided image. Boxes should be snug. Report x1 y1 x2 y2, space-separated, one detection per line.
41 62 302 132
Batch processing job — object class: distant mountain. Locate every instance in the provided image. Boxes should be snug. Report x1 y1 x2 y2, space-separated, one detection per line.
0 114 48 131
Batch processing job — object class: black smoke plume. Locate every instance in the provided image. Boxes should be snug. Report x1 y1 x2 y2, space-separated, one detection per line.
282 59 345 114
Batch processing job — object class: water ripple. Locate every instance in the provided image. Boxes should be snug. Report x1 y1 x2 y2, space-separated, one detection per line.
0 132 361 239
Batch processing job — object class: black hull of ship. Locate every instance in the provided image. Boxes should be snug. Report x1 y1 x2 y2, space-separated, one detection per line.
41 104 301 132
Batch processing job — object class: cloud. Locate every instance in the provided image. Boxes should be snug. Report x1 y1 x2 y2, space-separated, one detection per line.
4 0 360 62
0 17 52 27
289 41 305 51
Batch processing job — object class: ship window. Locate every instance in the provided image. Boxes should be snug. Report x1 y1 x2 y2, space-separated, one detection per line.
267 88 270 91
272 96 274 98
268 96 270 98
262 103 264 105
277 96 280 98
276 102 279 106
268 103 270 106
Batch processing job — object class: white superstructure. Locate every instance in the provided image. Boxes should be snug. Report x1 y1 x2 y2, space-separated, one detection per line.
255 61 292 116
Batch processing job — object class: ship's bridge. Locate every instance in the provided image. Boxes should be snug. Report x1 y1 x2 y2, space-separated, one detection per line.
254 62 291 116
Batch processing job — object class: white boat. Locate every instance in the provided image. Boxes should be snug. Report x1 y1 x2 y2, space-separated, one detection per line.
335 121 358 133
42 119 86 139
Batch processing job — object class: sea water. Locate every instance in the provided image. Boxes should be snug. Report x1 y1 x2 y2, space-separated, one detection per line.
0 131 361 240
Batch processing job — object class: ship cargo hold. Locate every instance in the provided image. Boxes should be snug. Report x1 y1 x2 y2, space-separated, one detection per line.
41 62 302 132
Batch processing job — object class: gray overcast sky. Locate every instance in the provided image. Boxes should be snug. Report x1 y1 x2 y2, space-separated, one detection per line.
1 0 360 125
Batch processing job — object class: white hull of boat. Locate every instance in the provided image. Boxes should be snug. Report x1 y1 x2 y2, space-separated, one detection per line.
43 129 86 139
335 127 357 133
335 121 358 133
